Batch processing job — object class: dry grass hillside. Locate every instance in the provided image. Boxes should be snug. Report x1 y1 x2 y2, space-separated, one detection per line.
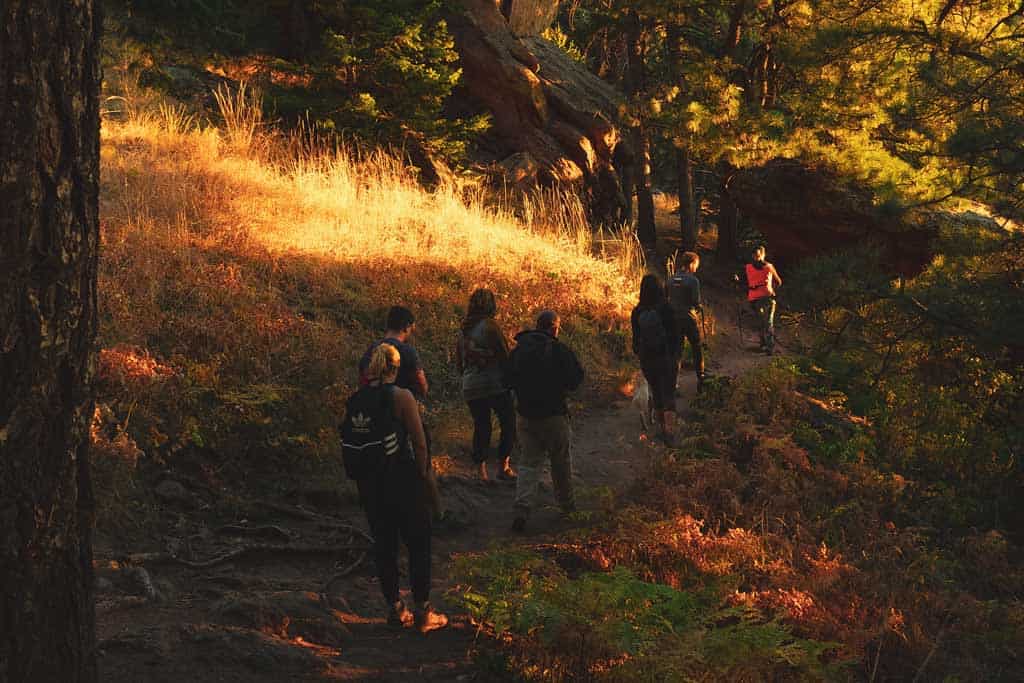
93 92 642 529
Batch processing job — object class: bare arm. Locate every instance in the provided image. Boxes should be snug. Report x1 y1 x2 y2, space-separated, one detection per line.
413 369 429 398
768 263 783 287
394 388 429 476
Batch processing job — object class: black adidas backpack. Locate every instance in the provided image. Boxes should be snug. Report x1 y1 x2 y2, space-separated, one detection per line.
339 385 402 480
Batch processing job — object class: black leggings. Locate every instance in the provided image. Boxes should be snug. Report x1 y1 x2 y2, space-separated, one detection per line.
680 314 705 377
641 355 679 412
358 471 432 605
467 391 517 464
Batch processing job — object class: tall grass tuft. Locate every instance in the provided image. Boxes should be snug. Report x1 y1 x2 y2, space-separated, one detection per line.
213 81 265 156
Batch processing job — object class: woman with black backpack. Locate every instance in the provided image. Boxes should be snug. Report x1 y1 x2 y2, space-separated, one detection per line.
631 274 681 444
340 343 448 633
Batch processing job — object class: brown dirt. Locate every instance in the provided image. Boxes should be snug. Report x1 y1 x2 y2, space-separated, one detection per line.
95 216 785 681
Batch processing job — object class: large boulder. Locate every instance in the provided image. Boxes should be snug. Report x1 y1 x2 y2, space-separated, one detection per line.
726 159 938 275
450 0 630 224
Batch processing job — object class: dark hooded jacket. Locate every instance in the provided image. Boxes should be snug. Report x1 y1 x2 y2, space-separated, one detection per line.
507 329 584 419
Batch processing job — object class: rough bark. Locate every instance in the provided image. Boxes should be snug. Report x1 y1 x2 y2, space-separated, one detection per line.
716 164 740 262
723 0 748 59
500 0 560 36
626 9 656 247
678 147 698 252
0 1 101 681
448 0 629 225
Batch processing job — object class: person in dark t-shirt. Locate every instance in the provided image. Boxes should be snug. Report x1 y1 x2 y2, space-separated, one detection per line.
358 306 428 398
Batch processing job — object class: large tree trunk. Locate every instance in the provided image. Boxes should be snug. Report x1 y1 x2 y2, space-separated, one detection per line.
626 9 656 247
448 0 629 225
666 23 697 253
723 0 748 59
0 2 101 681
716 165 740 262
677 145 697 253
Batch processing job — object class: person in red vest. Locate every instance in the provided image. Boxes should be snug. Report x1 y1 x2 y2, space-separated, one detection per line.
744 245 783 354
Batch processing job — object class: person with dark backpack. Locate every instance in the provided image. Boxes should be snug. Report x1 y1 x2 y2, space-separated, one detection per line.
632 274 681 443
507 311 584 532
455 288 517 483
667 251 706 392
340 343 448 633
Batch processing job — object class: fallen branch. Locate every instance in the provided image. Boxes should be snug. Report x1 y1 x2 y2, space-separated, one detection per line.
215 523 292 541
322 551 368 593
253 500 373 541
126 543 370 569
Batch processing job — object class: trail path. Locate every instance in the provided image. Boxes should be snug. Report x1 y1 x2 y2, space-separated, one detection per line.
96 253 782 682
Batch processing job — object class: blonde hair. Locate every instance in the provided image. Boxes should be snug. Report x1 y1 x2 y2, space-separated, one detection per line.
366 343 401 382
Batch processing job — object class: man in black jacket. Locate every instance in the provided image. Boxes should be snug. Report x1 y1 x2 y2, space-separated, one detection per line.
507 311 584 532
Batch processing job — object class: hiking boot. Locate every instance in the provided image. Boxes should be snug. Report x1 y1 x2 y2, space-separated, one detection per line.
387 600 413 628
511 516 527 533
696 374 706 394
413 602 449 633
498 456 517 481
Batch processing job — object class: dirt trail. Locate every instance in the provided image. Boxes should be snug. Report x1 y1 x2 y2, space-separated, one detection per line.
96 256 782 682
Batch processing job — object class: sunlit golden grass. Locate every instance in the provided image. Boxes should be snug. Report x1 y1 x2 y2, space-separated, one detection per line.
102 103 640 322
95 98 641 492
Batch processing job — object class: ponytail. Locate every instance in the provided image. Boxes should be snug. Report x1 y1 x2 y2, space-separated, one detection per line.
366 343 400 382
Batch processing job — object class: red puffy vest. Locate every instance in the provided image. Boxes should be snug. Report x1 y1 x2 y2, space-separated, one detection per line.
745 263 773 302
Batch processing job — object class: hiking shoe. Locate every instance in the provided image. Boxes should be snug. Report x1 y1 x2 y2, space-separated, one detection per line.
498 467 517 481
387 600 413 628
696 374 706 394
413 603 449 633
511 516 527 533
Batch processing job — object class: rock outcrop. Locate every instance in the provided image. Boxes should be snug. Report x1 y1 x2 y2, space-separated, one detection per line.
726 159 938 275
449 0 630 224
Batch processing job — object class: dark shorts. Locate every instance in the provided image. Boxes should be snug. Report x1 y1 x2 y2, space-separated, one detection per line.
641 356 679 412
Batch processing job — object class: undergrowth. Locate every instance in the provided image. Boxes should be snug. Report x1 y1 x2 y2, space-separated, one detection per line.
453 361 1023 681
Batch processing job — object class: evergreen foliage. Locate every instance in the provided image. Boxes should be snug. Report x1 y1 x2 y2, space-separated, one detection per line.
108 0 486 155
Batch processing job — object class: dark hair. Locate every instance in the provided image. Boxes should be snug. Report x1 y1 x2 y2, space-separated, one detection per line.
753 244 766 259
462 288 497 333
638 274 664 308
536 310 559 332
386 305 415 332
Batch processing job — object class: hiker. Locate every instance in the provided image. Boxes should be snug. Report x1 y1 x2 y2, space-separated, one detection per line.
507 311 584 532
358 305 428 398
358 306 445 521
744 245 783 354
631 274 681 442
667 251 706 393
341 343 448 633
455 288 517 482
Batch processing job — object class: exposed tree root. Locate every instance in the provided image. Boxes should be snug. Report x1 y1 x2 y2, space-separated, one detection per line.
127 544 370 569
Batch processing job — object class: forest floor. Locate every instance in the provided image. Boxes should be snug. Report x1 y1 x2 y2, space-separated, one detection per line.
94 218 782 682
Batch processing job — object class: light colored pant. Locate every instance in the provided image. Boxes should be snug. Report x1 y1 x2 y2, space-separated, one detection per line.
513 415 574 517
